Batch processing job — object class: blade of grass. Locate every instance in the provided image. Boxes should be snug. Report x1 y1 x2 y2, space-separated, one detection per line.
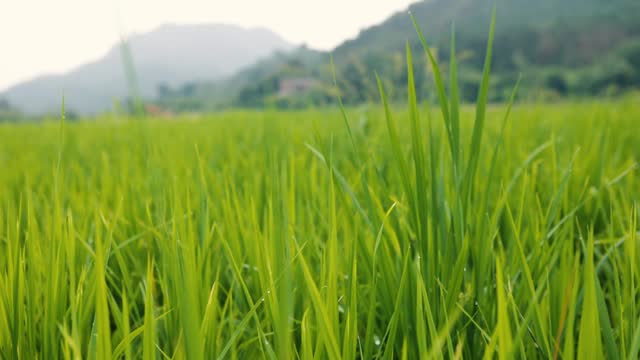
577 233 603 359
463 6 496 209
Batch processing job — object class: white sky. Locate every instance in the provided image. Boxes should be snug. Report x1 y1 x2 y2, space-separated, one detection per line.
0 0 416 91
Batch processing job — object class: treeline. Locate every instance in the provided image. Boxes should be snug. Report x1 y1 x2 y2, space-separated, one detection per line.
154 40 640 111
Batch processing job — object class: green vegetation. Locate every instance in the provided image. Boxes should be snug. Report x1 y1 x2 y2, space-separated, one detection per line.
1 9 640 359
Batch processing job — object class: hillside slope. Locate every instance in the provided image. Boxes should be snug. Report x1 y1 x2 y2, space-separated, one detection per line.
337 0 640 64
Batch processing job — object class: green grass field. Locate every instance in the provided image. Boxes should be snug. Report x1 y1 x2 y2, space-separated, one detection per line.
1 15 640 359
1 97 639 359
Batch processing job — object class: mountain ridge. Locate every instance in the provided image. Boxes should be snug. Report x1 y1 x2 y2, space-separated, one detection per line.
1 23 294 114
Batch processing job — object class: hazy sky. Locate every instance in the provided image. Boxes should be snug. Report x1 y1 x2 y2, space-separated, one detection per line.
0 0 416 91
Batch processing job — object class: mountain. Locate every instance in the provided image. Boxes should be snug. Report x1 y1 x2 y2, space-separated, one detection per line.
221 0 640 108
1 24 294 114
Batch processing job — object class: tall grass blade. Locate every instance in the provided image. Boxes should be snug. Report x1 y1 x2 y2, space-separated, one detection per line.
577 233 603 359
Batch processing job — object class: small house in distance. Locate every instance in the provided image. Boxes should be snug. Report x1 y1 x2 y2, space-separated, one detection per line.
144 103 175 118
278 77 320 97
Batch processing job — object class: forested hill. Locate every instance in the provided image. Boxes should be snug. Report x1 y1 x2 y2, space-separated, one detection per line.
228 0 640 108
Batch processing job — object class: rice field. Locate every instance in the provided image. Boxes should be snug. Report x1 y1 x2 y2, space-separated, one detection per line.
1 94 639 359
1 20 640 360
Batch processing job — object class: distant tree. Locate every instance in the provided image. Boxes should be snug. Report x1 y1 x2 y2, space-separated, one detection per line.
0 98 24 122
546 74 568 95
157 83 171 98
181 83 197 97
0 98 10 111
